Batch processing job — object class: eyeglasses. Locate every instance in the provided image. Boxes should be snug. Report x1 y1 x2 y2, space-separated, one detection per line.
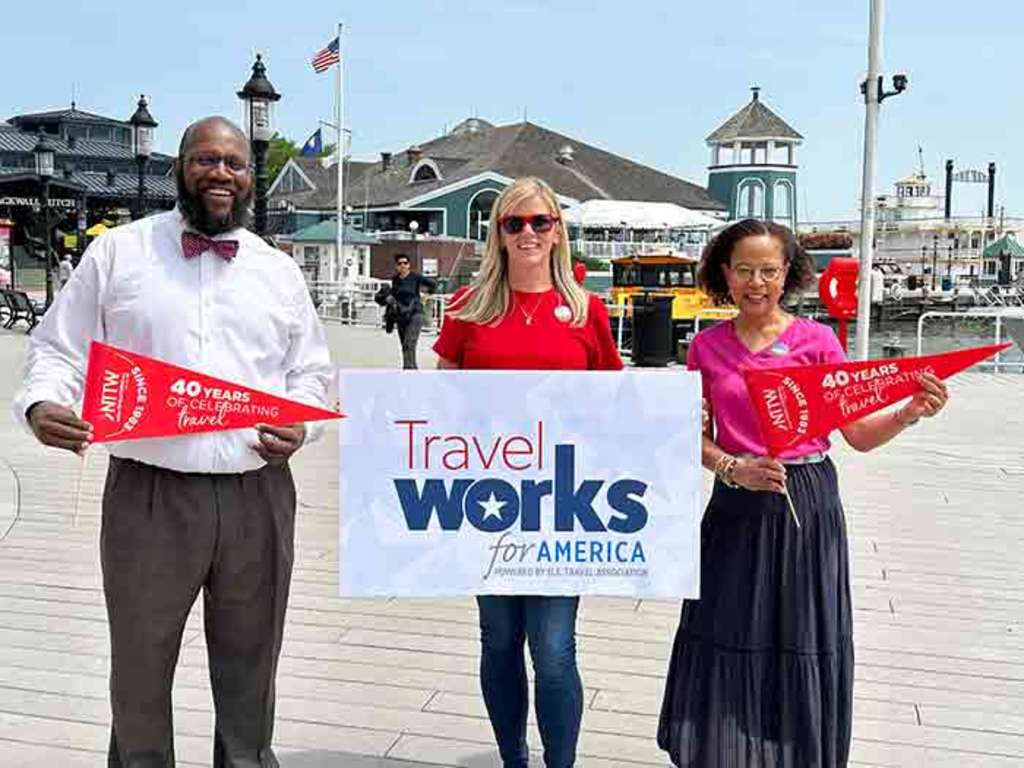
498 214 559 235
187 153 249 174
731 264 786 283
396 260 410 267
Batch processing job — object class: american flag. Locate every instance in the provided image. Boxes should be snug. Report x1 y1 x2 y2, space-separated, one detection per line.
311 37 340 73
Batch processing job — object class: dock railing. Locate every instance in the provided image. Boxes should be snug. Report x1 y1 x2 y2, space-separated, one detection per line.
916 308 1024 373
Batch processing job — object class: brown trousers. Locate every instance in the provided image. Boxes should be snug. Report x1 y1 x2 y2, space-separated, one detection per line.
101 457 295 768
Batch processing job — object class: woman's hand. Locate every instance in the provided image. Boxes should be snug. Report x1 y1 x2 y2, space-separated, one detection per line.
732 456 787 493
899 372 949 424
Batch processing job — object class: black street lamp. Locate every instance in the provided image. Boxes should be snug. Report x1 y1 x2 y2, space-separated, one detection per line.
34 129 56 308
238 54 280 236
129 95 157 220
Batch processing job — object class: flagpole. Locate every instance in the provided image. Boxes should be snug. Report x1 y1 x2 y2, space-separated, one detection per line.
335 21 345 288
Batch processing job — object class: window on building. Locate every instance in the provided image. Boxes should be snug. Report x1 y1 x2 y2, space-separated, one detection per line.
413 163 438 182
89 126 113 141
468 189 499 241
716 145 734 165
773 181 793 223
753 143 767 164
66 125 88 141
985 261 996 275
770 143 791 165
970 232 981 249
737 180 765 219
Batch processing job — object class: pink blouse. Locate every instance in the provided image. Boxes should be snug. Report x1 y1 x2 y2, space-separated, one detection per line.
688 318 847 459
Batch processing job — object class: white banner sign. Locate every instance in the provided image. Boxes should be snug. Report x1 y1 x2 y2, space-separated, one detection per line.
338 370 702 598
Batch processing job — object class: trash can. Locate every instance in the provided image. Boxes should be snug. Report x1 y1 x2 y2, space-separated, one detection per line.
882 343 906 358
631 294 673 367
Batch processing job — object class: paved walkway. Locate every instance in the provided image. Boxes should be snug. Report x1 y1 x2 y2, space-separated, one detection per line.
0 324 1022 767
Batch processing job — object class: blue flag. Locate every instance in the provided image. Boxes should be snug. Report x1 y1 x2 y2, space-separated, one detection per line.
301 129 323 156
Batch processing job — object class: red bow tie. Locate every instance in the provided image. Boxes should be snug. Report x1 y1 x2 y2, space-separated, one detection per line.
182 231 239 262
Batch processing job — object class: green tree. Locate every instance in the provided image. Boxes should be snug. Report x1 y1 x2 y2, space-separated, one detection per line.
267 136 338 186
267 135 299 185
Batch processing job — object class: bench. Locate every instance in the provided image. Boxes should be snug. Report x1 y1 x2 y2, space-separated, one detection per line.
1 289 44 331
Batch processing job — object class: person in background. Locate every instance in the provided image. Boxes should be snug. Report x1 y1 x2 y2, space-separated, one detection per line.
657 218 949 768
434 177 622 767
57 253 74 290
391 252 437 369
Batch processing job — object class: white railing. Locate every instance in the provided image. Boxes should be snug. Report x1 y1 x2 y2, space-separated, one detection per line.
576 240 703 260
311 280 448 334
916 308 1024 373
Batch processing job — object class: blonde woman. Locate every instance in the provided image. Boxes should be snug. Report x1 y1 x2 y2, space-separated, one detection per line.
434 177 622 767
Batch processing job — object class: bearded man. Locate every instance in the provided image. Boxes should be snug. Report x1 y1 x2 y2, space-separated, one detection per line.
13 116 333 767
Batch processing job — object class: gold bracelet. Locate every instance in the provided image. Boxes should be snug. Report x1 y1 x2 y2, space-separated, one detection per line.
712 453 732 477
721 457 739 488
713 454 739 488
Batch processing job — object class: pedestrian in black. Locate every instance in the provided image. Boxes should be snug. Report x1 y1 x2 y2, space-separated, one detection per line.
390 253 436 369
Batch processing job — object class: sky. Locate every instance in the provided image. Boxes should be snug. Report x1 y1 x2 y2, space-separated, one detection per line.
2 0 1020 221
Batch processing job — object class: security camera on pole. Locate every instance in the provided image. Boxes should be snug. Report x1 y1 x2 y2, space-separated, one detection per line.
855 0 908 361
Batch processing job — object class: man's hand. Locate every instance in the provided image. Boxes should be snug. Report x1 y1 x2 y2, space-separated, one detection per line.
252 423 306 466
27 402 93 454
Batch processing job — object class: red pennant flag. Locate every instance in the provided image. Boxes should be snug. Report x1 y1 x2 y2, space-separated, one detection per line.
743 343 1010 456
81 341 341 443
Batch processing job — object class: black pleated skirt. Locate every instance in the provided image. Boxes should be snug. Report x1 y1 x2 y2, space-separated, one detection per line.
657 458 854 768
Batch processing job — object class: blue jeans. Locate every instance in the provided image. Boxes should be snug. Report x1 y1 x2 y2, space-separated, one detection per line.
476 596 584 768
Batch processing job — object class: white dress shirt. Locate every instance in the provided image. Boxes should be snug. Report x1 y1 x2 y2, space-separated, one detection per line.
14 209 334 474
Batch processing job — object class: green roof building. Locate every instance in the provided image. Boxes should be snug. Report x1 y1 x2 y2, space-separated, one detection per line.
706 87 802 228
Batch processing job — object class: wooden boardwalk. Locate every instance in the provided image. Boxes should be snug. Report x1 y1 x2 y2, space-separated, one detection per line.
0 327 1021 767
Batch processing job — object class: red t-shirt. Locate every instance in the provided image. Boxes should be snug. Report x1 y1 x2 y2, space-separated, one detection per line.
433 288 624 370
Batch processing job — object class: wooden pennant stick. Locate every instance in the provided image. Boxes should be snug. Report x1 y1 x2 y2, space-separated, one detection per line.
72 451 88 528
784 485 801 529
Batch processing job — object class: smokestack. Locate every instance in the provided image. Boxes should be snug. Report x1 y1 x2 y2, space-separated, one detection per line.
380 152 392 171
987 162 996 219
944 160 953 220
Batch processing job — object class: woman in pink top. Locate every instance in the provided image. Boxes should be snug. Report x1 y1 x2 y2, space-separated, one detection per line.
657 220 949 768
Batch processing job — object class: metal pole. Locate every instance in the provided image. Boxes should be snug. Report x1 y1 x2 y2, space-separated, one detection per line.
136 156 146 220
76 195 87 265
9 225 17 291
944 159 953 220
253 140 269 235
987 162 996 219
854 0 884 361
41 180 53 308
335 21 345 286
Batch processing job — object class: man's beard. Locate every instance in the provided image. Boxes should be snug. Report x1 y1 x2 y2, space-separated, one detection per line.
177 176 252 235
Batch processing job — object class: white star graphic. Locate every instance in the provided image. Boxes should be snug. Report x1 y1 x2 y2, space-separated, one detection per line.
477 492 507 522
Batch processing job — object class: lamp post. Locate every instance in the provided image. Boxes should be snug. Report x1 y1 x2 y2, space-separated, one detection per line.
931 233 939 291
854 0 909 360
238 54 281 236
34 130 56 308
409 219 419 271
129 95 157 220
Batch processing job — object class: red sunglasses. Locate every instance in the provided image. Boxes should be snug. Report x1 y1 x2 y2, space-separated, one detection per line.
498 213 560 235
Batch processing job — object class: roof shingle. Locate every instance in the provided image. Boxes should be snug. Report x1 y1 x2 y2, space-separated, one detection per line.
706 90 802 143
272 120 725 212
